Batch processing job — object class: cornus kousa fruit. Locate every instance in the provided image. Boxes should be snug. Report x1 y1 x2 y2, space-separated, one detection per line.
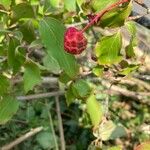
64 27 87 55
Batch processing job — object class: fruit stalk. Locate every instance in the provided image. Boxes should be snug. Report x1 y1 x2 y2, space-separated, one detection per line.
81 0 130 33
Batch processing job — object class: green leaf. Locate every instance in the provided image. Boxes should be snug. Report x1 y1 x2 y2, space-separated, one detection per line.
0 96 19 124
43 53 60 74
135 142 150 150
92 0 117 12
76 0 84 8
19 20 36 43
50 0 61 8
65 85 76 106
0 0 11 9
110 125 127 140
109 146 122 150
72 79 92 98
64 0 76 12
93 120 126 141
92 66 104 76
11 3 35 22
86 94 103 127
125 21 136 38
13 31 23 42
36 131 56 149
95 32 122 65
125 21 137 46
39 17 79 78
100 2 132 28
119 64 139 76
125 38 135 58
29 39 43 49
0 74 9 95
59 72 72 84
92 0 132 28
23 61 42 93
8 37 24 73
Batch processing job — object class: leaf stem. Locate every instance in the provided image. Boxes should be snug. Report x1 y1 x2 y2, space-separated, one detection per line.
81 0 130 33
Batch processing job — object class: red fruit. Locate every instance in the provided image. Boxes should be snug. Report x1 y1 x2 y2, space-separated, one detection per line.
64 27 87 55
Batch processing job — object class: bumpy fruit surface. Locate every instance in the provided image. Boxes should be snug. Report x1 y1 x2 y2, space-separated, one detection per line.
64 27 87 55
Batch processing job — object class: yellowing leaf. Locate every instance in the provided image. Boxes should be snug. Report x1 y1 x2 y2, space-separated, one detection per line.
93 120 126 141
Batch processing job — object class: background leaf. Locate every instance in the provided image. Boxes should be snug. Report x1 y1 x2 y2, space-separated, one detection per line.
0 97 19 124
0 75 9 95
93 120 126 141
23 61 42 93
64 0 76 12
11 3 35 22
135 142 150 150
65 85 76 106
0 0 11 9
72 79 92 98
36 131 56 149
8 37 25 73
19 20 36 43
86 94 103 127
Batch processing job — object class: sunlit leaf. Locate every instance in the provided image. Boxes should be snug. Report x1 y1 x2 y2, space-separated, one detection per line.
92 66 104 76
93 120 126 141
50 0 61 8
125 38 135 58
92 0 117 12
64 0 76 12
0 0 11 9
119 64 139 76
95 32 122 65
109 146 122 150
86 94 103 127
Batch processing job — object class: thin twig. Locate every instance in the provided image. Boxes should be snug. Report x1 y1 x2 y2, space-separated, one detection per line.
101 80 150 104
1 127 43 150
81 0 130 32
17 91 64 101
128 12 150 20
55 96 66 150
46 101 59 150
89 78 150 105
